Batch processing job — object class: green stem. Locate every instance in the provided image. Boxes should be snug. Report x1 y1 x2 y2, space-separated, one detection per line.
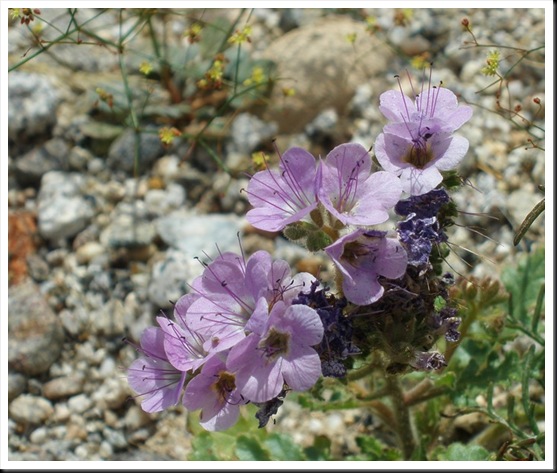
385 374 416 460
346 361 381 382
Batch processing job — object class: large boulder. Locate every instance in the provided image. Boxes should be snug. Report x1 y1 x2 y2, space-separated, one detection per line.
260 16 393 133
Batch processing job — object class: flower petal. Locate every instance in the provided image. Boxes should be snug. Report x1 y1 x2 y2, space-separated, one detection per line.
324 142 372 182
379 89 417 122
375 133 411 173
375 238 408 280
270 304 324 347
399 166 443 195
281 349 322 391
349 171 402 225
433 135 469 171
342 268 384 306
245 147 318 232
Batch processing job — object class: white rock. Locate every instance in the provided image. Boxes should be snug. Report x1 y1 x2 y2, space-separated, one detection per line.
68 393 93 414
9 395 54 424
75 241 105 265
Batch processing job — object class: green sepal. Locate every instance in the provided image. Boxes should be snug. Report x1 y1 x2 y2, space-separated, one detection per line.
283 221 318 241
306 230 333 252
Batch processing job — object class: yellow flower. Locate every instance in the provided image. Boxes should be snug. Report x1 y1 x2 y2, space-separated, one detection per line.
251 151 268 171
208 60 224 81
159 127 182 145
365 16 379 33
410 53 430 71
282 87 296 97
139 61 153 76
243 66 266 86
394 8 413 26
481 50 501 77
345 33 357 45
228 25 252 45
185 22 203 43
31 21 44 35
95 88 113 108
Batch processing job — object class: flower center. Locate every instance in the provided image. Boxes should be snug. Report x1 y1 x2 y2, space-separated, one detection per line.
403 133 435 169
342 236 380 266
259 328 290 361
213 371 236 402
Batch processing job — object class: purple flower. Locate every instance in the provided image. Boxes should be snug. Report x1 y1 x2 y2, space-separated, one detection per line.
156 294 210 373
325 229 408 306
318 143 402 226
394 187 450 219
245 147 320 231
395 189 450 267
292 280 359 378
182 353 246 431
409 351 447 371
430 306 461 343
186 250 317 354
127 327 187 413
226 299 324 403
243 250 317 306
375 76 472 195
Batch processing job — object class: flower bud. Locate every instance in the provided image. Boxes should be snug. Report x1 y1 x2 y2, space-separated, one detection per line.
306 230 333 252
283 222 312 241
464 280 478 300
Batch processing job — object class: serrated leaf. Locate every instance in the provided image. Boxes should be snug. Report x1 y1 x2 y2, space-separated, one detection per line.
235 435 271 461
454 341 521 394
264 433 304 460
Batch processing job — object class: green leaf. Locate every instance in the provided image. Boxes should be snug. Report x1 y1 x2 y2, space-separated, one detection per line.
235 435 271 461
454 340 521 393
434 295 447 311
264 433 304 460
501 247 545 325
432 442 491 461
303 435 331 461
188 432 220 461
434 371 456 389
344 436 401 461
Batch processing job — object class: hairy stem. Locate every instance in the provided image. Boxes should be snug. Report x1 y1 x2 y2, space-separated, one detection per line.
385 374 416 460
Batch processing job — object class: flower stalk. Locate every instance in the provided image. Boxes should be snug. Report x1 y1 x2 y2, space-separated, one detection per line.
385 374 416 460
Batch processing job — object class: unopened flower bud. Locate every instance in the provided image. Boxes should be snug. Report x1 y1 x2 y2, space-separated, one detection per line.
464 281 478 300
306 230 333 252
283 222 311 241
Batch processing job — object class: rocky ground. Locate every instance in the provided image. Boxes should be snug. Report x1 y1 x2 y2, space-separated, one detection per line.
6 8 546 461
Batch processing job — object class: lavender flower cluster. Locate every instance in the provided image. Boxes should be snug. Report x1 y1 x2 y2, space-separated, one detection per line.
126 71 473 431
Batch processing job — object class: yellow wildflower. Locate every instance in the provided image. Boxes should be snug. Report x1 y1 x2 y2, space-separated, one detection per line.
159 127 182 145
228 26 252 45
139 61 153 76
